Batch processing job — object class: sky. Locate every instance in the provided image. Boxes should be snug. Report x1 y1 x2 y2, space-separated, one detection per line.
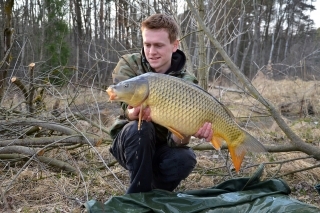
310 1 320 28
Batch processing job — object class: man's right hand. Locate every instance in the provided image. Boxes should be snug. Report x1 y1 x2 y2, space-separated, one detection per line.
126 105 152 122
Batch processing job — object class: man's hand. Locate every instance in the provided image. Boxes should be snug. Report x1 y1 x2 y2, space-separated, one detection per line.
126 105 152 122
171 122 213 146
193 122 213 142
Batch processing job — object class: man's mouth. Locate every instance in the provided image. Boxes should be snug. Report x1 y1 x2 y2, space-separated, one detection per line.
149 57 160 61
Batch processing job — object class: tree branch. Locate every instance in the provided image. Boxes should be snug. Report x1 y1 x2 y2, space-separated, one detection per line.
11 76 28 101
27 63 35 113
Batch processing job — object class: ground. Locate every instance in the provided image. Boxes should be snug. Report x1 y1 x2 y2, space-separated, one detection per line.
0 74 320 212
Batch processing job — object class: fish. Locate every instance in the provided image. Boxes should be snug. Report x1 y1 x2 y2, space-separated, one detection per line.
106 72 266 172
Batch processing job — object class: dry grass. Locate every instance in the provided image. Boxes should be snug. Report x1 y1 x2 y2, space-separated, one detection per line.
1 74 320 212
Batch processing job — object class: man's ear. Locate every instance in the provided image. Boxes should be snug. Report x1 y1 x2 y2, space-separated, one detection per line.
172 40 179 52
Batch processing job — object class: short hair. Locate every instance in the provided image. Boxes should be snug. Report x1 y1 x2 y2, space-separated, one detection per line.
141 14 180 43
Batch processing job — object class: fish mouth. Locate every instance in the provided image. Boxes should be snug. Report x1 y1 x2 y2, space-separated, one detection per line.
106 87 117 101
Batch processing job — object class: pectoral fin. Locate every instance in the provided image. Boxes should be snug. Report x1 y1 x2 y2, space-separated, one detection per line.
211 136 224 150
167 127 185 140
137 103 148 130
138 105 143 130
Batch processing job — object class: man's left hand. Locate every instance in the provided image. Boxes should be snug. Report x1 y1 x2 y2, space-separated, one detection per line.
193 122 213 142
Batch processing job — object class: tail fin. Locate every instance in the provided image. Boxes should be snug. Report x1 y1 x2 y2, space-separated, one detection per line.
228 130 267 172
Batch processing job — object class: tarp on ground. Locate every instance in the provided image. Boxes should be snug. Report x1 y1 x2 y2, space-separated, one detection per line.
84 168 320 213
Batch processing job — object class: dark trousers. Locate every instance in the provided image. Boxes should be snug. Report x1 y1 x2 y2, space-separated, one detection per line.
110 121 197 194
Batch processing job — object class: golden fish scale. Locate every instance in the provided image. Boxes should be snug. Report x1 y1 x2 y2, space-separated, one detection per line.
144 74 244 146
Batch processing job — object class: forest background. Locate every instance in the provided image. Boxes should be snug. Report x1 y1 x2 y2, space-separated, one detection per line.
1 0 320 212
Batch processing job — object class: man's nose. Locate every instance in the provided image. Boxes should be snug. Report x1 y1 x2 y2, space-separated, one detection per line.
149 45 156 54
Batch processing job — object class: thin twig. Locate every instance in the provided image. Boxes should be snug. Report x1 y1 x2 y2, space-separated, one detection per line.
276 164 320 178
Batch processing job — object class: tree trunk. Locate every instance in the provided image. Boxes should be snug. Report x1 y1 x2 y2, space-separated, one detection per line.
197 0 207 90
233 7 245 66
249 0 261 79
0 0 14 103
240 33 252 73
73 0 83 83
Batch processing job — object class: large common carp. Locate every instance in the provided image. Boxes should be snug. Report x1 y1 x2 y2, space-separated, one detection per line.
106 72 266 172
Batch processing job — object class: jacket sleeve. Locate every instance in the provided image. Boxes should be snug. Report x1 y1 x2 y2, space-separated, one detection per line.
181 72 198 84
111 54 144 116
112 53 142 84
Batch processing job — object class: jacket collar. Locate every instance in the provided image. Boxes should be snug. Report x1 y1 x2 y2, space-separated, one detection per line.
141 48 187 76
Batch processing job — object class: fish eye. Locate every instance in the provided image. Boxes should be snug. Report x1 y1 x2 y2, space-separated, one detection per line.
124 83 129 88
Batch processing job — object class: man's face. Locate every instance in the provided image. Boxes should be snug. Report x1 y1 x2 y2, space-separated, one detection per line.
142 28 179 73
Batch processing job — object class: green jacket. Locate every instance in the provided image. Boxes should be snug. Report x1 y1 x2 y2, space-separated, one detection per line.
109 49 198 144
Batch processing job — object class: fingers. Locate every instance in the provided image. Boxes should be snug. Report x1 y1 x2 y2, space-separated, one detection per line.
127 106 152 121
202 122 212 142
205 125 213 142
133 107 141 117
140 107 152 121
194 122 213 142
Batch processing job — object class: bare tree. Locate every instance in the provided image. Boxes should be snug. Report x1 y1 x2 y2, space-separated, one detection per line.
0 0 14 103
249 0 262 79
73 0 83 84
196 0 208 90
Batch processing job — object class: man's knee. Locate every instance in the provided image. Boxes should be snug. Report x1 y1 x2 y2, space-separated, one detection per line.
110 121 156 167
156 147 197 181
175 148 197 178
152 147 196 191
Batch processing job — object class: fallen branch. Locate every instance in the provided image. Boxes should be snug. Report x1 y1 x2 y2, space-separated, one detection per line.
248 156 313 168
277 163 320 178
0 153 29 160
18 126 41 139
0 187 10 211
0 134 102 147
192 143 300 152
214 86 245 93
0 153 77 174
74 112 111 136
0 118 78 135
36 155 78 174
245 156 316 178
0 145 39 155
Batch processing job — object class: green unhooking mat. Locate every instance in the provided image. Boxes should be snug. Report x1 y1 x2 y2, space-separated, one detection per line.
84 166 320 213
